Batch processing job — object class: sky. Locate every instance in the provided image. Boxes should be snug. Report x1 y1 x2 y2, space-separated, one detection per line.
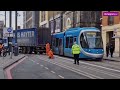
0 11 23 30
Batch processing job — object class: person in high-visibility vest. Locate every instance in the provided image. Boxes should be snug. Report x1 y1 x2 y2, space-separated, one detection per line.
46 43 50 55
72 42 80 65
48 49 54 59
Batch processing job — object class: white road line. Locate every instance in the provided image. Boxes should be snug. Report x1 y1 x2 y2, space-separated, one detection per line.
45 67 49 70
51 56 120 78
38 57 102 79
82 66 120 78
31 60 35 62
58 75 64 79
51 71 55 74
55 56 120 73
40 65 43 67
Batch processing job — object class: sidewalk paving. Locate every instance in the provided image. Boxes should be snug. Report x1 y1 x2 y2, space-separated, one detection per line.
0 54 26 79
103 53 120 62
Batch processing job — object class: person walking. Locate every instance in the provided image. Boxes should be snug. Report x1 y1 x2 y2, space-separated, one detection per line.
72 42 81 65
106 43 110 57
109 43 114 57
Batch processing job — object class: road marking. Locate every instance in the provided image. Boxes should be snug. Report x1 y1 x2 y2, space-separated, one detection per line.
45 67 49 70
31 60 35 62
55 55 120 73
82 66 120 78
37 63 39 64
50 56 120 78
58 75 64 79
40 65 43 67
51 71 55 74
5 56 27 79
38 57 102 79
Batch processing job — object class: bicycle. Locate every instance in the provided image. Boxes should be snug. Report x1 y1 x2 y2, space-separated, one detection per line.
2 48 8 57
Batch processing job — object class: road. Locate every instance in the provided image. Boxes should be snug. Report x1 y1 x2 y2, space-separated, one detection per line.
4 54 120 79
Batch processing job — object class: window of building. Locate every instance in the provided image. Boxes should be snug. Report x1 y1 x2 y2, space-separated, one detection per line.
108 16 114 25
41 11 46 22
50 20 54 33
66 37 69 48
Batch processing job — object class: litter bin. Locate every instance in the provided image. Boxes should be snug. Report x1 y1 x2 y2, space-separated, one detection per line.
14 43 19 56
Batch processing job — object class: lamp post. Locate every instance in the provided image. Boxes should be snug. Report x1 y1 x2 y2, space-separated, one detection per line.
8 11 12 56
14 11 19 56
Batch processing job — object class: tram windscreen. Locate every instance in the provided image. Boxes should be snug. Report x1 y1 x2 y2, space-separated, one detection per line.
85 32 103 49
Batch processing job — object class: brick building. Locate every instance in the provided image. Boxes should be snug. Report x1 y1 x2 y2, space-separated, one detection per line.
102 11 120 56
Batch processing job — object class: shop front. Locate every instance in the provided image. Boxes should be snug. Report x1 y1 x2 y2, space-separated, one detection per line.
102 24 120 57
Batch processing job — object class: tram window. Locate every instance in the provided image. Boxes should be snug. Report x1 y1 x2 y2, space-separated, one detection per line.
69 37 73 48
80 33 89 48
66 37 69 48
74 37 77 42
52 38 55 46
59 39 62 46
56 38 59 47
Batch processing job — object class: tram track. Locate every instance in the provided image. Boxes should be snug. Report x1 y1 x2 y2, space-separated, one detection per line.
35 55 120 79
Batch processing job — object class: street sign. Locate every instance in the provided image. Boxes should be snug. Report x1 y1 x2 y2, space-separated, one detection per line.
3 27 13 38
7 27 12 32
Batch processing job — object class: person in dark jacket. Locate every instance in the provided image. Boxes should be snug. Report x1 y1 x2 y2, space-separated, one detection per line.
106 43 110 57
109 43 114 57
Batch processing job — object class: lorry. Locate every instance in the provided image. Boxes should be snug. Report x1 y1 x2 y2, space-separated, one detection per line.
12 27 51 54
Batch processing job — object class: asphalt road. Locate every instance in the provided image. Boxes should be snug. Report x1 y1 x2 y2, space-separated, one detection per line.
7 54 120 79
10 55 89 79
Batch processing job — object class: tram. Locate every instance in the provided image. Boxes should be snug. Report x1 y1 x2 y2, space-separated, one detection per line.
52 27 104 60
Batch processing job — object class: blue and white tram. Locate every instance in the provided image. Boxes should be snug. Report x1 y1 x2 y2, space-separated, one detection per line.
52 27 104 60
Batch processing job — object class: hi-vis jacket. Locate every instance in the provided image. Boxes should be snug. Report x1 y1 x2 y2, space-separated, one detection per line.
72 44 80 54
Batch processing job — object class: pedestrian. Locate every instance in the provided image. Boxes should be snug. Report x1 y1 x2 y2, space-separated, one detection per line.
46 43 50 55
109 43 114 57
106 43 110 57
48 49 54 59
72 41 81 65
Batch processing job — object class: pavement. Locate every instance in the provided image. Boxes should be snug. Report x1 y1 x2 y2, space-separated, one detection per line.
103 53 120 62
0 54 26 79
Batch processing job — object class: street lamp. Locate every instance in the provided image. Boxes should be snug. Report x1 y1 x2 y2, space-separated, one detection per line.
14 11 21 56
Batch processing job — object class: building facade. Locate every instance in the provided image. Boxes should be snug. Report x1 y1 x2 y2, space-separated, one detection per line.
62 11 101 31
102 11 120 56
49 11 62 34
23 11 39 29
39 11 61 28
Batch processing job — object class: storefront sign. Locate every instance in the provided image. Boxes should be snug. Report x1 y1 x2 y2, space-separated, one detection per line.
103 12 119 16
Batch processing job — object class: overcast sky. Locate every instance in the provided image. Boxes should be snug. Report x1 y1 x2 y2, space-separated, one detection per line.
0 11 23 30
